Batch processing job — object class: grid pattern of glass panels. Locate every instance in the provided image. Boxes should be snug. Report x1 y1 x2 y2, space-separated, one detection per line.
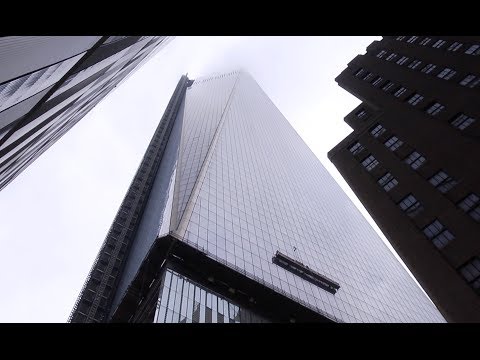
450 113 476 130
405 151 426 169
459 258 480 293
465 44 480 55
432 40 446 49
393 87 407 97
370 124 386 137
169 71 445 323
173 72 238 228
361 155 379 171
421 64 436 74
349 142 364 155
420 37 432 46
447 42 463 52
384 136 403 151
407 93 424 106
408 60 422 70
423 220 455 249
386 53 398 61
429 171 457 193
460 74 477 87
396 56 410 65
377 172 398 192
376 50 387 58
425 102 445 116
398 194 423 218
382 81 395 92
458 193 480 222
356 109 367 119
154 268 268 323
437 68 456 80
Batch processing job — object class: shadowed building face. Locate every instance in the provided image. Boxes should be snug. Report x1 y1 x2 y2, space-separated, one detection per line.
329 36 480 322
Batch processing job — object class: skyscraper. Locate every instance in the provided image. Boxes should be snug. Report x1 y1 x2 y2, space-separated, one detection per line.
328 36 480 322
0 36 173 191
70 70 445 323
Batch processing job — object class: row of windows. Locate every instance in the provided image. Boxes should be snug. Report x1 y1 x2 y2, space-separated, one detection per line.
354 66 477 131
375 48 480 89
368 125 463 196
350 132 474 222
395 36 480 56
348 141 480 295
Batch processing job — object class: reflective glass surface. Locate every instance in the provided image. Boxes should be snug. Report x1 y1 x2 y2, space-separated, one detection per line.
161 71 445 323
154 268 269 323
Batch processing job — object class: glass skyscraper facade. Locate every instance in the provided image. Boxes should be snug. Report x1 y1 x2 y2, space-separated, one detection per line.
0 36 173 191
71 70 446 323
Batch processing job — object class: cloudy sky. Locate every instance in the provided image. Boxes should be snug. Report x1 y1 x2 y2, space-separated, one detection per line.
0 36 429 323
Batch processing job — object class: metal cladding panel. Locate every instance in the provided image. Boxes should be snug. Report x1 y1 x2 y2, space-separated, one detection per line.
0 36 101 84
170 71 445 323
0 36 172 192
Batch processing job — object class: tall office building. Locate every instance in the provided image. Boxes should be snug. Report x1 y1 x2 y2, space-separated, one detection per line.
70 70 445 323
328 36 480 322
0 36 173 191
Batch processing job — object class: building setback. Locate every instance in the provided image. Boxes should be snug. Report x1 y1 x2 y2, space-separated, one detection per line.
328 36 480 322
0 36 173 191
70 70 445 323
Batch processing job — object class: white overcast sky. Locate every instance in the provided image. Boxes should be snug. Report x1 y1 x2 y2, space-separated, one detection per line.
0 36 430 323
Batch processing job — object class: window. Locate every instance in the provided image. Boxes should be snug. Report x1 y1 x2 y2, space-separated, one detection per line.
384 136 404 151
398 194 423 218
469 78 480 88
459 74 480 88
349 142 364 155
458 193 480 222
382 81 395 92
396 56 410 65
447 42 463 52
372 76 384 86
361 155 379 171
355 68 366 77
363 73 375 81
386 53 398 61
419 37 432 46
378 172 398 192
429 170 457 193
405 151 426 169
407 93 424 106
408 60 422 70
356 109 368 119
377 50 388 58
370 124 386 137
432 39 446 49
421 64 437 74
437 68 457 80
423 220 455 249
396 36 406 41
393 87 407 97
459 258 480 293
407 36 419 43
425 102 445 116
450 113 476 130
465 44 480 55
